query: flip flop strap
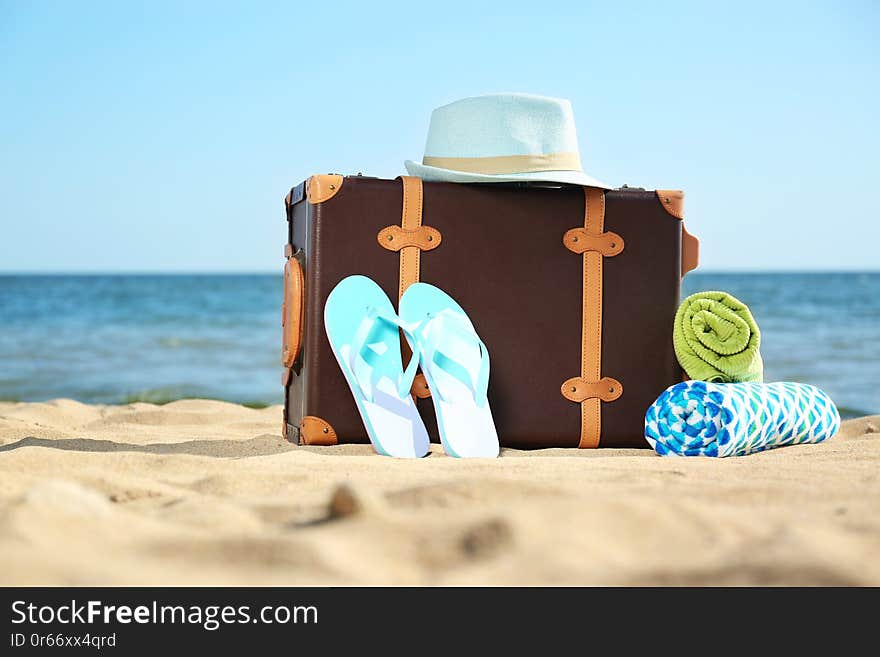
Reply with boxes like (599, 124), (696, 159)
(414, 311), (490, 407)
(349, 307), (421, 400)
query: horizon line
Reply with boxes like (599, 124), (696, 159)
(0, 269), (878, 276)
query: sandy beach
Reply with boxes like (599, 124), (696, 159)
(0, 399), (877, 586)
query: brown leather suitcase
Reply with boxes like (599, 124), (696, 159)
(282, 174), (699, 449)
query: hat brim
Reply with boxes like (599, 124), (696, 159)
(404, 160), (612, 189)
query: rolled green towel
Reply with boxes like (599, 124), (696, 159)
(673, 291), (763, 383)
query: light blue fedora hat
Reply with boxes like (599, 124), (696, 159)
(405, 93), (610, 188)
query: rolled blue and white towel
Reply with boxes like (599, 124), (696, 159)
(645, 380), (840, 457)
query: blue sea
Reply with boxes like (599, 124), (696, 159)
(0, 273), (877, 418)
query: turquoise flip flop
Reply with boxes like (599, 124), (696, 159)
(324, 276), (430, 458)
(399, 283), (500, 458)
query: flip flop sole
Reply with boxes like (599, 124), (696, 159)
(324, 276), (430, 458)
(400, 283), (500, 458)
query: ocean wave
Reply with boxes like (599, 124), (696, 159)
(118, 387), (276, 408)
(155, 336), (233, 349)
(835, 406), (875, 420)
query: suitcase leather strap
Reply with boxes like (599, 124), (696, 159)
(377, 176), (430, 298)
(564, 187), (625, 448)
(377, 225), (442, 253)
(379, 176), (438, 399)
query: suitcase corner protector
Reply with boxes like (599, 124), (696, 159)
(306, 174), (344, 204)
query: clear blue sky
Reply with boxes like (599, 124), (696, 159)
(1, 1), (877, 272)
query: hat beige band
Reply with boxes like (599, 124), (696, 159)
(421, 151), (582, 175)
